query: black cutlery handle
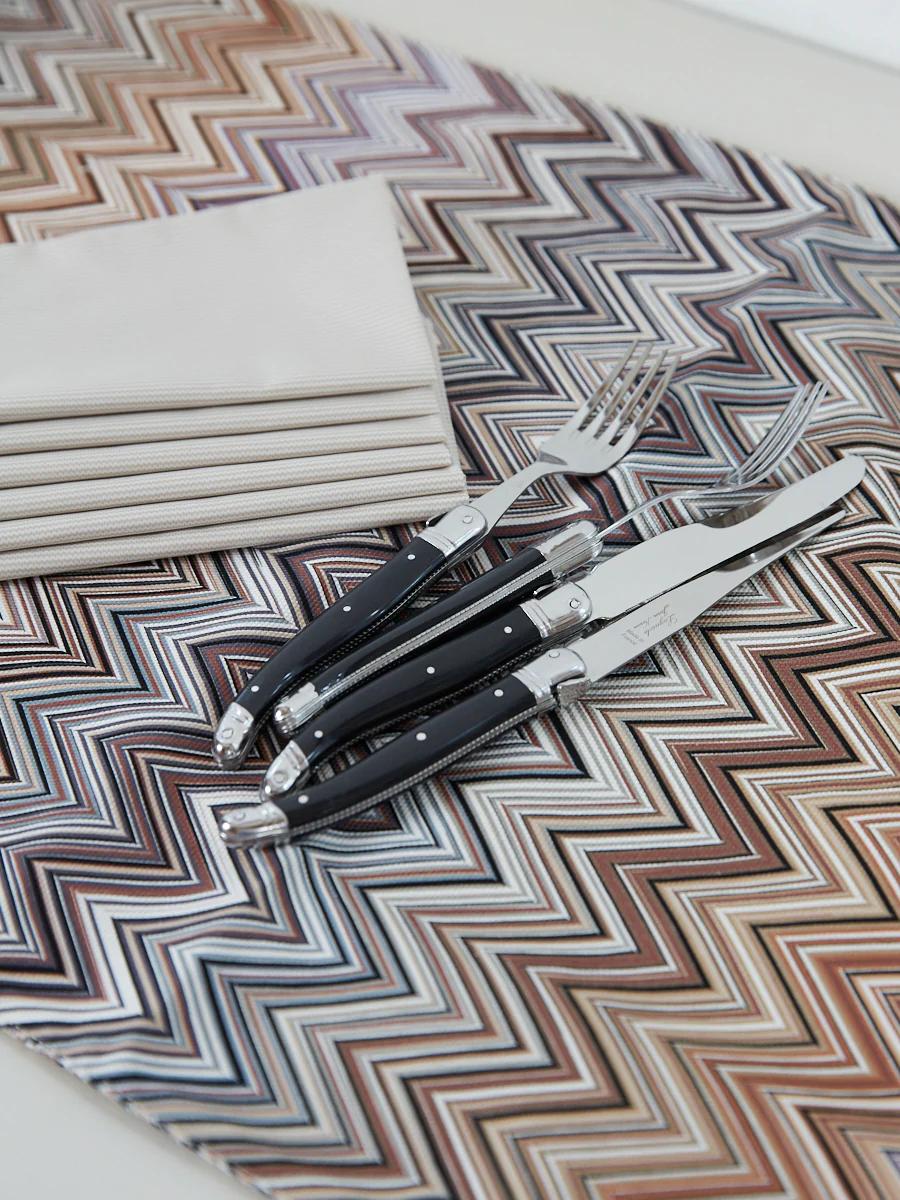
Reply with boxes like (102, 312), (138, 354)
(271, 520), (602, 737)
(263, 605), (548, 801)
(297, 547), (549, 700)
(274, 644), (588, 837)
(282, 677), (542, 834)
(212, 504), (491, 766)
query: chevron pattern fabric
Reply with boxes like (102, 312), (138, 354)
(1, 3), (899, 1197)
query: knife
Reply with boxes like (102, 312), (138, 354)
(219, 504), (848, 848)
(212, 344), (675, 768)
(269, 521), (603, 739)
(212, 521), (602, 767)
(256, 457), (865, 803)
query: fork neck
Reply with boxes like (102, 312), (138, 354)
(469, 460), (556, 531)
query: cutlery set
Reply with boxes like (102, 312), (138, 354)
(213, 347), (865, 849)
(213, 343), (674, 768)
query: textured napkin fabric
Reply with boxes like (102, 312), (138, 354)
(0, 175), (466, 577)
(1, 6), (899, 1200)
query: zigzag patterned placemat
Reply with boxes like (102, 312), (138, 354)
(1, 4), (899, 1197)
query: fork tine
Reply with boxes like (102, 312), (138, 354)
(587, 342), (639, 415)
(557, 343), (639, 435)
(617, 353), (678, 440)
(747, 384), (819, 480)
(583, 342), (654, 436)
(581, 342), (646, 423)
(734, 384), (808, 480)
(607, 348), (673, 436)
(752, 381), (823, 477)
(600, 378), (828, 539)
(732, 381), (824, 487)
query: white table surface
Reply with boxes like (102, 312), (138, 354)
(2, 2), (897, 1197)
(684, 0), (900, 74)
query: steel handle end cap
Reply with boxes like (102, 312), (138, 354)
(219, 800), (290, 849)
(213, 702), (255, 767)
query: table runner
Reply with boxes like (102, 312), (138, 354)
(1, 4), (898, 1198)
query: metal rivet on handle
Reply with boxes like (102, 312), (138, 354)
(314, 731), (323, 739)
(494, 689), (504, 697)
(299, 795), (309, 805)
(250, 685), (259, 693)
(569, 598), (580, 609)
(504, 626), (512, 634)
(426, 666), (435, 675)
(343, 604), (352, 612)
(416, 732), (427, 741)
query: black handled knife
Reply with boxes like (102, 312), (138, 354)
(212, 344), (676, 767)
(218, 457), (865, 846)
(267, 522), (602, 738)
(254, 457), (865, 806)
(219, 508), (846, 846)
(211, 520), (600, 767)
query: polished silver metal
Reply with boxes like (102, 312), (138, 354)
(513, 646), (589, 707)
(261, 741), (311, 799)
(269, 383), (832, 744)
(219, 799), (290, 848)
(536, 519), (605, 578)
(603, 380), (827, 543)
(578, 455), (864, 621)
(212, 703), (254, 766)
(224, 498), (857, 851)
(217, 343), (674, 762)
(468, 344), (677, 531)
(272, 682), (322, 738)
(418, 504), (489, 557)
(520, 581), (593, 639)
(565, 506), (848, 695)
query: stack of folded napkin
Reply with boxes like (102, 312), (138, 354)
(0, 176), (467, 580)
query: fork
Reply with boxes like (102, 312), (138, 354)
(212, 343), (677, 768)
(270, 377), (824, 742)
(251, 380), (825, 808)
(601, 377), (826, 539)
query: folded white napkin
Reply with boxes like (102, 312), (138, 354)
(0, 176), (466, 579)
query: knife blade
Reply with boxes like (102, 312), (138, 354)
(256, 457), (865, 803)
(575, 454), (864, 620)
(219, 504), (847, 847)
(269, 456), (866, 742)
